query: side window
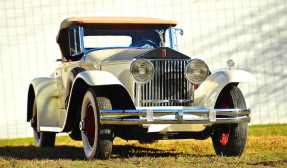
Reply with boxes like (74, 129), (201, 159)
(68, 26), (82, 56)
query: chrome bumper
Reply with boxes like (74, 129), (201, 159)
(100, 108), (250, 125)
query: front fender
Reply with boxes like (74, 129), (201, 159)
(62, 70), (135, 133)
(75, 71), (123, 86)
(194, 70), (256, 109)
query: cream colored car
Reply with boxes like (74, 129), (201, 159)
(27, 17), (255, 160)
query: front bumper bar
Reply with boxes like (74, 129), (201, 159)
(100, 108), (250, 125)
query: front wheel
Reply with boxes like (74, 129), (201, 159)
(80, 88), (113, 160)
(32, 99), (56, 147)
(211, 85), (248, 157)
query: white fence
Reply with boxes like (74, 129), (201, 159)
(0, 0), (286, 139)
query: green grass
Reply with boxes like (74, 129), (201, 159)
(0, 124), (287, 167)
(248, 124), (287, 136)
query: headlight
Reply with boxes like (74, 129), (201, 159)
(130, 59), (154, 84)
(185, 59), (209, 84)
(227, 59), (235, 69)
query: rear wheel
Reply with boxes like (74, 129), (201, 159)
(80, 88), (113, 160)
(32, 99), (56, 147)
(211, 85), (248, 157)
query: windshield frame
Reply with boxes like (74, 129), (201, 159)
(79, 26), (168, 56)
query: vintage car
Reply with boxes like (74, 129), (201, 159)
(27, 17), (255, 160)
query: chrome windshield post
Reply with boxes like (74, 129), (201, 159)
(168, 27), (183, 51)
(79, 27), (89, 59)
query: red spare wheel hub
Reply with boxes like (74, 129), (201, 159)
(219, 102), (230, 146)
(83, 103), (95, 148)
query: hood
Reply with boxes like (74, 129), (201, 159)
(85, 47), (191, 63)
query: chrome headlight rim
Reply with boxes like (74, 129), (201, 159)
(184, 58), (209, 85)
(130, 58), (154, 84)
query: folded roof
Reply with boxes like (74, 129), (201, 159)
(59, 16), (178, 30)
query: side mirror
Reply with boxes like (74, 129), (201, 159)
(178, 29), (183, 36)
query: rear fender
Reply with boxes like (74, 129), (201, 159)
(27, 77), (62, 130)
(194, 70), (256, 109)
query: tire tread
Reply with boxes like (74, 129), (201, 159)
(211, 85), (248, 157)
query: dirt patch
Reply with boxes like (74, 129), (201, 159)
(248, 160), (287, 166)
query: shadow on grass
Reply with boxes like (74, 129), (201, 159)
(0, 145), (85, 160)
(0, 144), (213, 160)
(112, 145), (208, 158)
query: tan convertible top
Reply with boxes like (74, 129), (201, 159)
(57, 16), (177, 42)
(59, 16), (178, 29)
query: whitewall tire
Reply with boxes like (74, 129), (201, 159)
(80, 88), (113, 160)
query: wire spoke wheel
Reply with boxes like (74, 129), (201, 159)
(84, 103), (96, 148)
(211, 85), (248, 157)
(218, 102), (230, 146)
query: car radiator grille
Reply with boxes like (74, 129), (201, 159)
(136, 59), (192, 107)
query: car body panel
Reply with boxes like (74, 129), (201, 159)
(84, 49), (129, 62)
(74, 70), (124, 86)
(30, 77), (62, 130)
(101, 62), (135, 97)
(194, 70), (256, 109)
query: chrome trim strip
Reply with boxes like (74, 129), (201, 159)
(101, 116), (250, 125)
(191, 85), (194, 106)
(150, 59), (191, 61)
(40, 126), (62, 132)
(136, 84), (141, 107)
(140, 99), (193, 103)
(169, 28), (174, 49)
(101, 108), (250, 117)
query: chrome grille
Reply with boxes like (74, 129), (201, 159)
(136, 59), (192, 107)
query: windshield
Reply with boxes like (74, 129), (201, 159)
(84, 35), (132, 48)
(82, 28), (165, 49)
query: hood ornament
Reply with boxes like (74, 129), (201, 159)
(155, 29), (165, 47)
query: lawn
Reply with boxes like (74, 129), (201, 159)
(0, 124), (286, 167)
